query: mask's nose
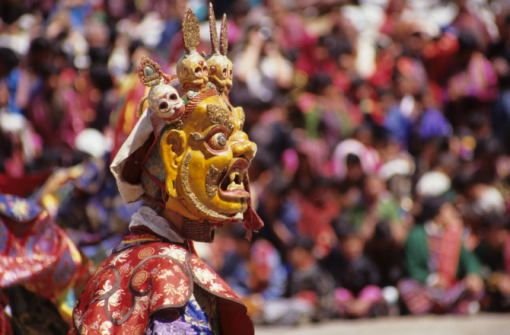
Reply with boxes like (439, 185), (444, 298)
(231, 131), (257, 162)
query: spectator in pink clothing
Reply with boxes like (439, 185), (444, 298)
(321, 216), (387, 318)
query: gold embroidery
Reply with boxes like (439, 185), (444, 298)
(137, 247), (155, 259)
(131, 270), (149, 288)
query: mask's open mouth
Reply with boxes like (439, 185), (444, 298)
(219, 158), (250, 201)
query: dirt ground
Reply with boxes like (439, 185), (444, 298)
(256, 314), (510, 335)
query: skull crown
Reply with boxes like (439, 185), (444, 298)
(137, 4), (236, 124)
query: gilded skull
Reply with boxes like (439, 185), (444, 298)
(176, 52), (209, 92)
(207, 54), (233, 94)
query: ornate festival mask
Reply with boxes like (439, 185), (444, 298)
(207, 3), (233, 95)
(113, 6), (263, 239)
(159, 7), (257, 224)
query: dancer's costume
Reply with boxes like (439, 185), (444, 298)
(0, 193), (86, 335)
(70, 5), (263, 335)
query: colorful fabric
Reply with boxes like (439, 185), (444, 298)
(146, 317), (200, 335)
(334, 286), (384, 318)
(417, 108), (452, 140)
(0, 195), (84, 299)
(404, 225), (481, 285)
(427, 224), (463, 286)
(146, 291), (215, 335)
(0, 193), (42, 222)
(335, 285), (382, 304)
(447, 52), (498, 102)
(384, 104), (412, 147)
(398, 279), (481, 315)
(71, 234), (252, 335)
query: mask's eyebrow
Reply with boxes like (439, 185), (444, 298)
(206, 104), (234, 132)
(190, 124), (228, 141)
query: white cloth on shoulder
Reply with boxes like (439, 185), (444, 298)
(110, 110), (153, 203)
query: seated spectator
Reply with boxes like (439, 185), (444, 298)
(399, 196), (484, 315)
(322, 216), (387, 318)
(287, 237), (336, 321)
(475, 213), (510, 311)
(221, 229), (287, 302)
(338, 173), (402, 230)
(243, 237), (335, 326)
(363, 174), (409, 286)
(230, 238), (333, 325)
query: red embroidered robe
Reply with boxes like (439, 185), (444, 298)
(70, 233), (254, 335)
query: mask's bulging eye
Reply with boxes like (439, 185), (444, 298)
(170, 93), (178, 100)
(208, 132), (227, 150)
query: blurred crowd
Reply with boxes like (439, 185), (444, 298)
(2, 0), (510, 328)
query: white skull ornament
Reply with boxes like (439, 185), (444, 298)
(148, 83), (184, 122)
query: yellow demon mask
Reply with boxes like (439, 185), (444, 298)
(129, 8), (262, 234)
(160, 92), (256, 222)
